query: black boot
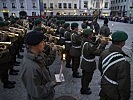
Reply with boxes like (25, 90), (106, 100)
(72, 72), (81, 78)
(3, 82), (15, 89)
(80, 88), (92, 95)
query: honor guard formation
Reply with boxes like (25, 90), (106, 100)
(0, 16), (131, 100)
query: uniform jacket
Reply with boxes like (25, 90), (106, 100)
(80, 38), (106, 72)
(100, 24), (111, 37)
(90, 22), (100, 34)
(64, 30), (72, 51)
(98, 44), (131, 100)
(70, 31), (82, 57)
(21, 50), (56, 100)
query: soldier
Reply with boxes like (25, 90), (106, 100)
(100, 18), (111, 37)
(98, 31), (131, 100)
(21, 31), (59, 100)
(70, 23), (82, 78)
(90, 18), (100, 35)
(81, 19), (88, 29)
(64, 23), (72, 68)
(80, 29), (107, 95)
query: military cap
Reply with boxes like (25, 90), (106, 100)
(10, 19), (16, 24)
(83, 28), (93, 37)
(60, 20), (65, 24)
(0, 21), (5, 27)
(71, 23), (79, 28)
(63, 23), (70, 28)
(56, 20), (61, 25)
(25, 31), (46, 46)
(112, 31), (128, 42)
(34, 19), (41, 25)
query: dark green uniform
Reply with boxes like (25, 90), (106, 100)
(80, 29), (106, 94)
(98, 31), (130, 100)
(100, 24), (111, 37)
(70, 30), (82, 77)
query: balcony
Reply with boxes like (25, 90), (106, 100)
(3, 6), (7, 8)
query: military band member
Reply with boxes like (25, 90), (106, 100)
(90, 18), (100, 35)
(80, 29), (107, 95)
(64, 23), (72, 68)
(70, 23), (82, 78)
(21, 31), (59, 100)
(100, 18), (111, 37)
(98, 31), (131, 100)
(81, 19), (88, 29)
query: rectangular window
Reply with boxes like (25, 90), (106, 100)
(32, 12), (36, 16)
(50, 3), (53, 8)
(74, 4), (77, 9)
(33, 3), (36, 8)
(44, 3), (46, 8)
(104, 2), (108, 8)
(20, 3), (24, 8)
(84, 1), (88, 8)
(68, 3), (71, 9)
(3, 3), (7, 8)
(63, 3), (67, 8)
(12, 3), (15, 8)
(58, 3), (62, 8)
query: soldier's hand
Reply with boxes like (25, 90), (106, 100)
(51, 45), (57, 51)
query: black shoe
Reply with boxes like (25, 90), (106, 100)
(15, 61), (20, 64)
(3, 83), (15, 89)
(20, 49), (24, 52)
(11, 69), (19, 72)
(9, 71), (18, 75)
(17, 55), (23, 59)
(65, 64), (72, 68)
(8, 81), (16, 84)
(72, 72), (81, 78)
(80, 89), (92, 95)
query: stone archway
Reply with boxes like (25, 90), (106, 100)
(19, 11), (27, 19)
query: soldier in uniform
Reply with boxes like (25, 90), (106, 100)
(81, 19), (88, 29)
(0, 21), (16, 89)
(80, 29), (107, 95)
(98, 31), (131, 100)
(90, 18), (100, 35)
(21, 31), (59, 100)
(100, 18), (111, 37)
(63, 23), (72, 68)
(70, 23), (82, 78)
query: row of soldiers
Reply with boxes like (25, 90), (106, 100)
(31, 17), (130, 100)
(0, 18), (27, 89)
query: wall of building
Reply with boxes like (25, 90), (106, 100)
(0, 0), (40, 19)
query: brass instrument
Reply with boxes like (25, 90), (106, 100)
(0, 42), (11, 51)
(95, 35), (112, 43)
(0, 31), (19, 37)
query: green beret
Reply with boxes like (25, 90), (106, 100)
(4, 21), (10, 26)
(71, 23), (79, 28)
(25, 31), (46, 46)
(0, 21), (5, 27)
(34, 19), (41, 25)
(10, 19), (16, 24)
(63, 23), (70, 28)
(83, 29), (93, 37)
(56, 20), (61, 25)
(60, 20), (65, 24)
(112, 31), (128, 42)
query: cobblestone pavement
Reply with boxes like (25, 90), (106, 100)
(0, 20), (133, 100)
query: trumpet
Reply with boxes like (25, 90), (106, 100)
(0, 31), (19, 37)
(0, 42), (11, 51)
(95, 35), (112, 42)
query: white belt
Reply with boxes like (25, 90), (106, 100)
(104, 75), (118, 85)
(61, 37), (65, 39)
(65, 41), (72, 43)
(81, 55), (95, 62)
(72, 45), (81, 48)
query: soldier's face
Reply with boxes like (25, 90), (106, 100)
(38, 41), (46, 52)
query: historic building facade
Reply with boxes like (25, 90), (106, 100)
(110, 0), (133, 17)
(43, 0), (79, 16)
(0, 0), (41, 19)
(43, 0), (111, 17)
